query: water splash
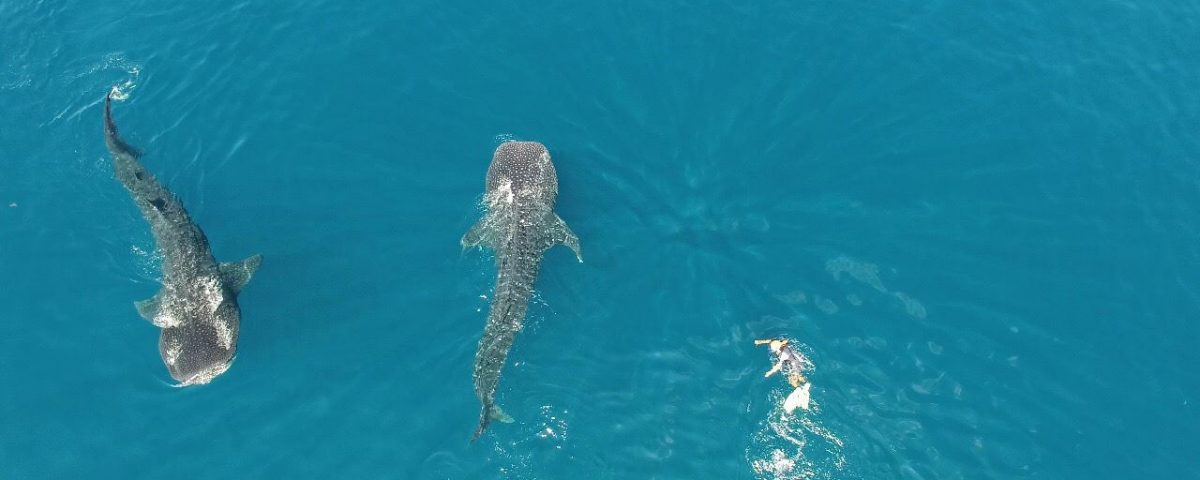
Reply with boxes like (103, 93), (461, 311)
(67, 52), (141, 98)
(107, 60), (140, 100)
(46, 53), (142, 126)
(485, 404), (572, 477)
(130, 244), (163, 282)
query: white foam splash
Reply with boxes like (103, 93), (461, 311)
(751, 449), (798, 477)
(104, 54), (140, 100)
(109, 84), (129, 101)
(534, 405), (570, 447)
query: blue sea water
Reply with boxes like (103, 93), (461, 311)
(2, 0), (1199, 478)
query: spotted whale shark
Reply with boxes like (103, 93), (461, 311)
(103, 91), (261, 386)
(462, 141), (581, 441)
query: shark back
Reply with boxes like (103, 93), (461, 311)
(104, 92), (215, 280)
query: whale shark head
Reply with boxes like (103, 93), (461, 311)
(485, 141), (558, 206)
(158, 302), (239, 386)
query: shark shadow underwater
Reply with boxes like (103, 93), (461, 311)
(103, 91), (261, 386)
(462, 141), (582, 441)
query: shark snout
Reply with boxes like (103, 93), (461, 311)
(495, 140), (547, 158)
(159, 324), (237, 386)
(170, 359), (233, 387)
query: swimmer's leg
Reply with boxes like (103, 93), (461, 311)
(787, 373), (808, 389)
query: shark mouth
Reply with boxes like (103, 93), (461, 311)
(171, 357), (234, 388)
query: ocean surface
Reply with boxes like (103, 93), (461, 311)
(2, 0), (1198, 478)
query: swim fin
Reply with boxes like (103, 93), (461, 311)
(783, 383), (811, 413)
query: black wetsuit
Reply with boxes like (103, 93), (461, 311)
(777, 345), (807, 385)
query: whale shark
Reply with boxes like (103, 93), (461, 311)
(103, 91), (261, 387)
(462, 141), (581, 441)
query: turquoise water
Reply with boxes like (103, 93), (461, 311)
(2, 0), (1198, 478)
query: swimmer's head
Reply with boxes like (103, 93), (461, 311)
(769, 339), (788, 352)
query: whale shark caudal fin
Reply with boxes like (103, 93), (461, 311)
(545, 213), (582, 262)
(471, 404), (515, 442)
(103, 89), (142, 158)
(219, 254), (263, 294)
(492, 405), (514, 424)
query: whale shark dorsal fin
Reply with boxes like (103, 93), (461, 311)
(545, 213), (582, 262)
(134, 292), (172, 328)
(219, 254), (263, 294)
(462, 217), (497, 251)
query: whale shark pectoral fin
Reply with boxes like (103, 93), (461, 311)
(462, 217), (496, 251)
(219, 254), (263, 294)
(545, 213), (582, 262)
(134, 295), (160, 322)
(135, 292), (168, 327)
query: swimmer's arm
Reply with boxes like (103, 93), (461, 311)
(754, 339), (774, 346)
(764, 361), (783, 378)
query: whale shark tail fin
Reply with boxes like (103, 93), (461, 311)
(103, 89), (142, 159)
(492, 404), (514, 424)
(471, 403), (514, 442)
(219, 254), (263, 294)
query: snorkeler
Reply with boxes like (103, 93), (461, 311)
(755, 338), (812, 412)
